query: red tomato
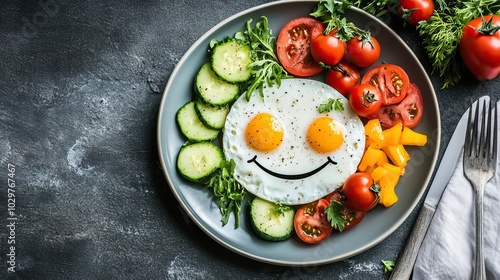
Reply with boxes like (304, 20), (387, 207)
(325, 190), (366, 231)
(459, 15), (500, 80)
(310, 30), (346, 66)
(325, 61), (360, 96)
(349, 84), (383, 117)
(397, 0), (434, 26)
(276, 17), (325, 77)
(346, 35), (381, 68)
(294, 198), (333, 244)
(361, 64), (410, 106)
(341, 172), (380, 212)
(368, 83), (424, 128)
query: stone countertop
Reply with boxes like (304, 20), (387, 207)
(1, 0), (499, 279)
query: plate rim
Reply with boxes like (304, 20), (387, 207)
(156, 0), (441, 266)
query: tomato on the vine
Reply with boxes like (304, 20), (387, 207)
(341, 172), (380, 212)
(361, 64), (410, 106)
(459, 15), (500, 81)
(346, 35), (381, 68)
(276, 17), (325, 77)
(325, 60), (360, 96)
(325, 190), (366, 231)
(294, 198), (333, 244)
(349, 84), (383, 117)
(368, 83), (424, 128)
(310, 29), (346, 66)
(397, 0), (434, 26)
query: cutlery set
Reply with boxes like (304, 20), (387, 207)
(390, 97), (498, 280)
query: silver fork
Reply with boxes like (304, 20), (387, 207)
(463, 99), (498, 280)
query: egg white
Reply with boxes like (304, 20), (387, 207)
(222, 79), (365, 205)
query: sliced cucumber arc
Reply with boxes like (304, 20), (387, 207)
(195, 62), (240, 106)
(176, 101), (219, 142)
(250, 197), (295, 242)
(211, 39), (253, 84)
(177, 142), (223, 183)
(194, 100), (229, 130)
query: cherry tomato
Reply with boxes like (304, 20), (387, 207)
(459, 15), (500, 80)
(325, 190), (366, 231)
(361, 64), (410, 106)
(325, 61), (360, 96)
(346, 35), (381, 68)
(368, 83), (424, 128)
(349, 84), (383, 117)
(397, 0), (434, 26)
(341, 172), (380, 212)
(294, 198), (333, 244)
(310, 30), (346, 66)
(276, 17), (325, 77)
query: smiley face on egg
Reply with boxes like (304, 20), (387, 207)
(222, 79), (365, 205)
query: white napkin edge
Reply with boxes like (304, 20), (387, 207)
(412, 101), (500, 280)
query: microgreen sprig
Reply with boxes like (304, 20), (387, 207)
(238, 16), (291, 101)
(207, 159), (246, 228)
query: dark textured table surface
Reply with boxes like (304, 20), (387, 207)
(1, 0), (499, 279)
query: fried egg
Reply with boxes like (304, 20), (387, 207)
(222, 79), (365, 205)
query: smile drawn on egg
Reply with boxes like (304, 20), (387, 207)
(247, 155), (337, 180)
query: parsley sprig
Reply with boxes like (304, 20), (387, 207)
(324, 200), (346, 232)
(207, 159), (246, 228)
(382, 259), (396, 273)
(318, 98), (345, 113)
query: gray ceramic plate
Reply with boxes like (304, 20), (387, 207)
(157, 0), (440, 266)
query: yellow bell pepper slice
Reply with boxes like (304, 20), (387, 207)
(365, 119), (385, 144)
(382, 122), (403, 146)
(370, 166), (389, 181)
(378, 171), (400, 207)
(358, 147), (384, 172)
(383, 144), (410, 167)
(400, 127), (428, 146)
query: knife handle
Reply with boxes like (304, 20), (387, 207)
(389, 203), (435, 280)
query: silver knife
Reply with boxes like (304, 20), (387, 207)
(389, 102), (473, 280)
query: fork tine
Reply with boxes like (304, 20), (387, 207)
(480, 100), (490, 158)
(492, 102), (498, 161)
(465, 101), (475, 157)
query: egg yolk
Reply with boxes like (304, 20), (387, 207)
(245, 113), (284, 152)
(307, 116), (344, 153)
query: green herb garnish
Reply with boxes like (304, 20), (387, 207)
(274, 202), (292, 216)
(238, 16), (291, 101)
(324, 200), (346, 232)
(382, 259), (396, 273)
(207, 159), (246, 228)
(319, 98), (345, 113)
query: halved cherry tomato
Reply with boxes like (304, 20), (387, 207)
(341, 172), (380, 212)
(276, 17), (325, 77)
(325, 60), (360, 96)
(349, 84), (383, 117)
(361, 64), (410, 106)
(310, 29), (346, 66)
(325, 190), (366, 231)
(368, 83), (424, 128)
(294, 198), (333, 244)
(346, 35), (381, 68)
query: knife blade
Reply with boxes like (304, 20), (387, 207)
(388, 97), (483, 280)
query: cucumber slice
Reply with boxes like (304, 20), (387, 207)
(195, 62), (240, 106)
(250, 197), (295, 241)
(176, 101), (219, 142)
(194, 100), (229, 130)
(177, 142), (223, 183)
(211, 39), (253, 84)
